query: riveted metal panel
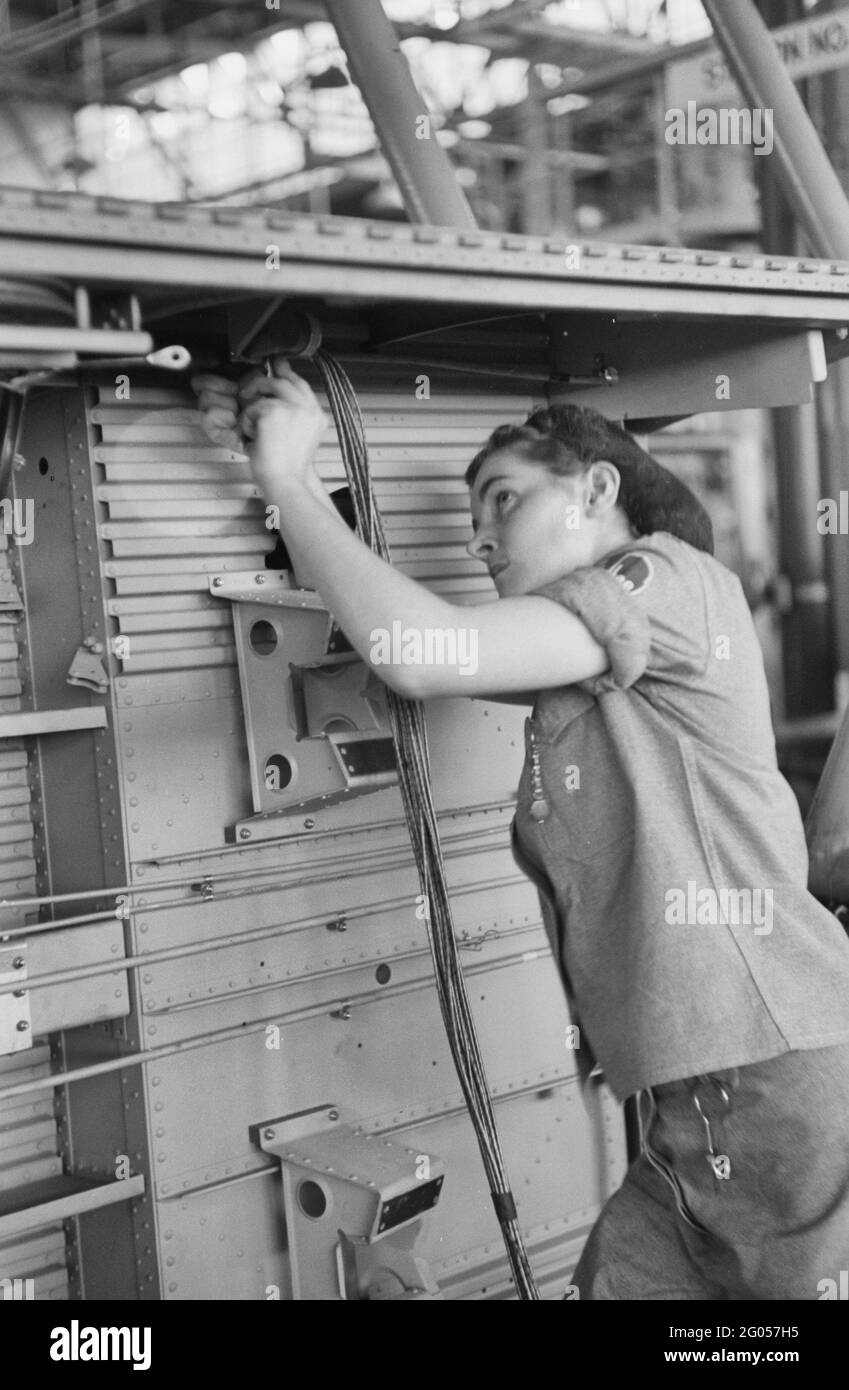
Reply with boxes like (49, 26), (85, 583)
(138, 929), (553, 1056)
(26, 923), (129, 1034)
(142, 957), (578, 1195)
(3, 188), (849, 318)
(63, 367), (627, 1298)
(154, 1079), (625, 1301)
(154, 1174), (289, 1301)
(137, 877), (538, 1017)
(394, 1083), (624, 1271)
(9, 387), (161, 1300)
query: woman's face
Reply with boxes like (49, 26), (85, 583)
(466, 449), (629, 597)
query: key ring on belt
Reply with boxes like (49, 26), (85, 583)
(693, 1074), (732, 1181)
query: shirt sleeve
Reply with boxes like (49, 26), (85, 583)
(528, 533), (712, 694)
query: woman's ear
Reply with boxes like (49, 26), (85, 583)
(586, 460), (621, 512)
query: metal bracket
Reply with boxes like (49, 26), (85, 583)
(0, 1172), (146, 1241)
(549, 316), (828, 419)
(0, 707), (107, 738)
(66, 637), (109, 694)
(0, 939), (30, 1055)
(326, 729), (397, 790)
(252, 1106), (444, 1300)
(209, 570), (320, 607)
(220, 580), (399, 825)
(230, 785), (401, 844)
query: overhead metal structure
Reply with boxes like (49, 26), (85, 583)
(702, 0), (849, 262)
(323, 0), (477, 230)
(699, 0), (849, 718)
(3, 185), (849, 325)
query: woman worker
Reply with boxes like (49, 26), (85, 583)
(193, 359), (849, 1301)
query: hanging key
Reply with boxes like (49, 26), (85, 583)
(693, 1087), (731, 1181)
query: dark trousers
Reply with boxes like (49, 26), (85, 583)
(572, 1043), (849, 1299)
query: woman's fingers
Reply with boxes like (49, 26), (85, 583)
(238, 394), (328, 445)
(236, 367), (267, 396)
(191, 374), (242, 449)
(192, 366), (326, 468)
(195, 389), (240, 415)
(199, 406), (244, 449)
(237, 397), (283, 441)
(239, 375), (316, 409)
(208, 430), (245, 453)
(190, 373), (239, 398)
(270, 358), (318, 404)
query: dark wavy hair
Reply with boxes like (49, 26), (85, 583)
(464, 403), (714, 555)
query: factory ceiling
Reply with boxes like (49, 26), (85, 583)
(0, 1), (672, 105)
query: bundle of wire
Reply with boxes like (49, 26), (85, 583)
(313, 349), (540, 1301)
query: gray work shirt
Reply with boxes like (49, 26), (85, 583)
(510, 530), (849, 1101)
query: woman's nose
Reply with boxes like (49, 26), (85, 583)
(466, 531), (493, 561)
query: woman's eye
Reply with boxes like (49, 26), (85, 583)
(495, 489), (514, 511)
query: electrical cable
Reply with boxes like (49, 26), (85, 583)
(312, 347), (541, 1301)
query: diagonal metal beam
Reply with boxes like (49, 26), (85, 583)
(701, 0), (849, 260)
(323, 0), (477, 230)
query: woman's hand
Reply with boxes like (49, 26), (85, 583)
(190, 371), (247, 457)
(191, 358), (330, 500)
(238, 359), (330, 499)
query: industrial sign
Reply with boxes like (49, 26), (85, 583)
(667, 6), (849, 108)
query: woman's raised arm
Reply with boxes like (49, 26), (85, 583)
(193, 363), (610, 702)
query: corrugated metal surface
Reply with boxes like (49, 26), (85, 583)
(0, 524), (68, 1299)
(0, 534), (36, 898)
(81, 375), (626, 1299)
(0, 523), (69, 1299)
(0, 1047), (61, 1189)
(96, 385), (534, 678)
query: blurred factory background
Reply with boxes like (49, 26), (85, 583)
(0, 0), (758, 235)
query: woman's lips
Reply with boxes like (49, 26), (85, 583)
(489, 561), (509, 579)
